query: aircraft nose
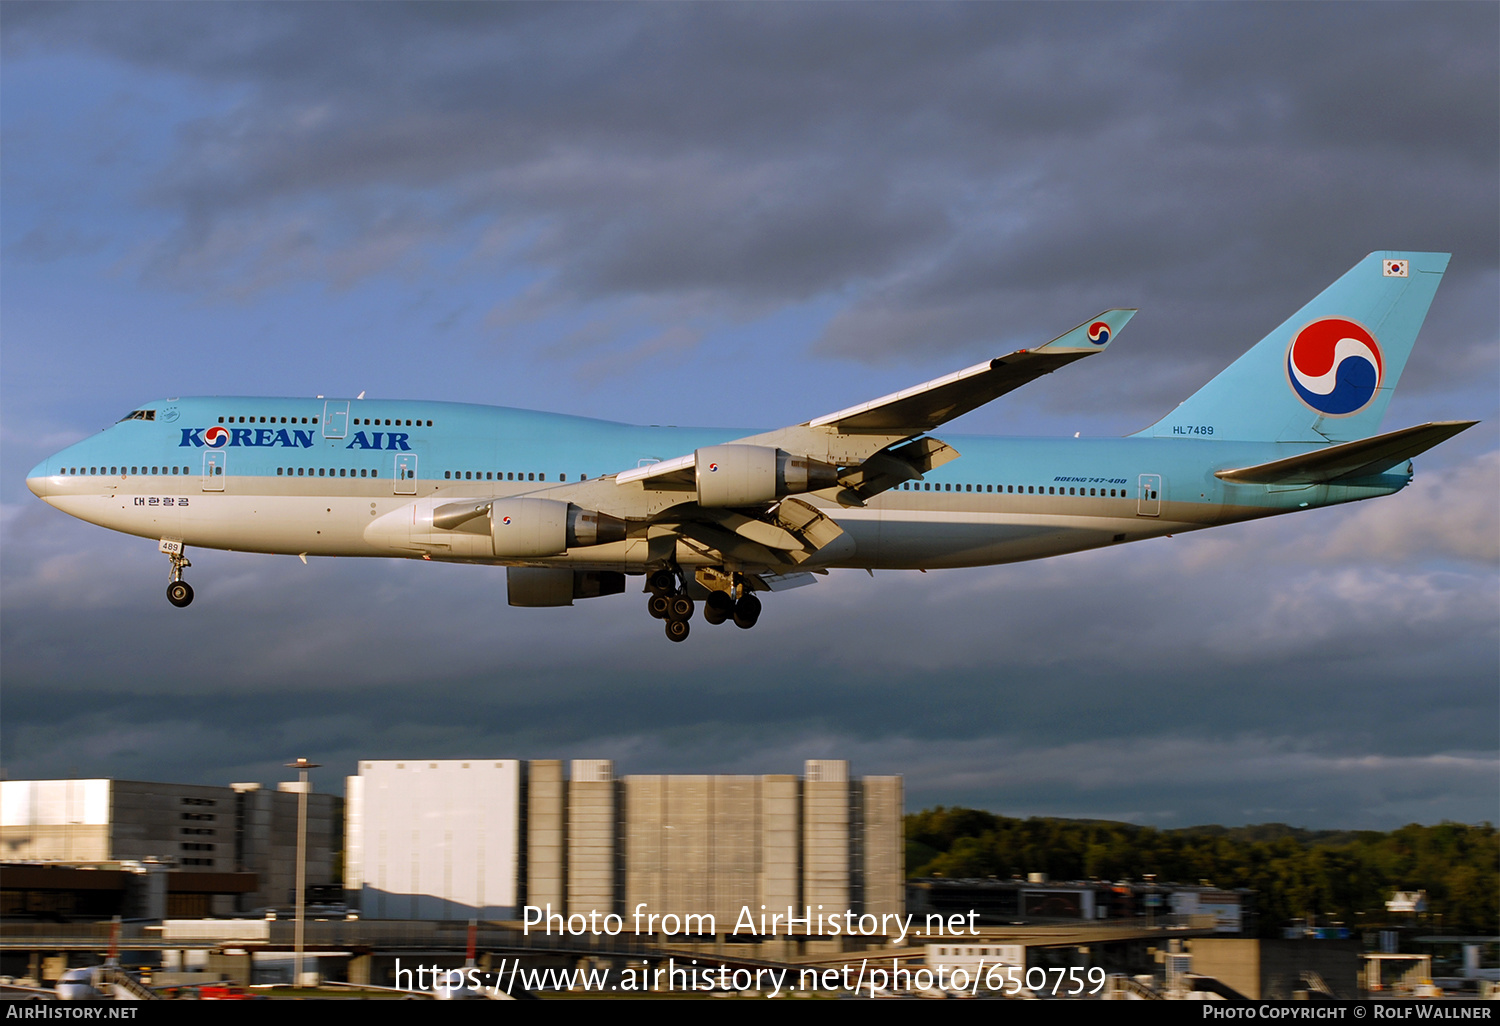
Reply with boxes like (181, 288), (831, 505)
(27, 459), (50, 499)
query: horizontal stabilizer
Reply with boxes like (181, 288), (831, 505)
(1215, 421), (1477, 485)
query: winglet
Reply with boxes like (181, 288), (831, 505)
(1034, 309), (1137, 354)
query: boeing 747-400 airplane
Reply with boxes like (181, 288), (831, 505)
(28, 252), (1476, 641)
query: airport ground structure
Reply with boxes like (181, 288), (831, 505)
(5, 767), (1492, 998)
(0, 777), (341, 918)
(344, 758), (904, 932)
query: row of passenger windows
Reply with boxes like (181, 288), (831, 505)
(444, 471), (584, 482)
(58, 466), (1140, 498)
(276, 467), (380, 477)
(901, 482), (1131, 497)
(219, 416), (317, 424)
(62, 466), (191, 476)
(213, 416), (436, 426)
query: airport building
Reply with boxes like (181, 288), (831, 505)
(0, 778), (341, 917)
(345, 758), (904, 927)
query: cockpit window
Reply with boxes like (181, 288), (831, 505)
(118, 410), (156, 422)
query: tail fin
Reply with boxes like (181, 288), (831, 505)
(1136, 252), (1449, 443)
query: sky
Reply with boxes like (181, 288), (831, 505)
(2, 2), (1496, 831)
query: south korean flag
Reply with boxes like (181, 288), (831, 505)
(1383, 259), (1409, 277)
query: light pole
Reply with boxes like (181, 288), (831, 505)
(286, 758), (321, 989)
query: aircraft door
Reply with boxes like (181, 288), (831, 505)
(202, 451), (226, 491)
(394, 454), (418, 495)
(1136, 474), (1161, 516)
(322, 400), (349, 439)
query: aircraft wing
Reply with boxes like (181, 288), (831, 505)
(499, 309), (1133, 571)
(618, 308), (1136, 489)
(802, 308), (1136, 434)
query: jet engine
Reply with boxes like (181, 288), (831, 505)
(487, 498), (627, 557)
(694, 445), (838, 507)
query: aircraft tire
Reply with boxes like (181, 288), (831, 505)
(665, 618), (690, 643)
(733, 593), (761, 629)
(703, 592), (733, 625)
(668, 595), (694, 621)
(647, 593), (671, 619)
(649, 569), (677, 593)
(167, 581), (194, 608)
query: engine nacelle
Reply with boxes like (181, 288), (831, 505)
(507, 568), (626, 607)
(695, 445), (839, 507)
(489, 499), (627, 557)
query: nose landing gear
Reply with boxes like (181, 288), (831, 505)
(162, 541), (194, 608)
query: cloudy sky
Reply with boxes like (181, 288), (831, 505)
(2, 2), (1495, 830)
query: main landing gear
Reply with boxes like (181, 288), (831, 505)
(164, 545), (194, 608)
(646, 567), (761, 642)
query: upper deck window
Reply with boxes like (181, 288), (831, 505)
(118, 410), (155, 422)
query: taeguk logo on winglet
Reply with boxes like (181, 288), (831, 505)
(203, 426), (230, 448)
(1286, 317), (1384, 417)
(1087, 322), (1111, 345)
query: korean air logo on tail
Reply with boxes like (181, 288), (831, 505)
(203, 426), (230, 449)
(1087, 321), (1111, 345)
(1286, 317), (1384, 417)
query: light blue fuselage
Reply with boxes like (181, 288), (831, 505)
(27, 396), (1408, 571)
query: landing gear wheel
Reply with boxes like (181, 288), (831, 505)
(703, 591), (733, 625)
(167, 581), (194, 608)
(668, 595), (695, 622)
(665, 618), (690, 643)
(649, 569), (677, 593)
(647, 593), (672, 619)
(733, 593), (761, 629)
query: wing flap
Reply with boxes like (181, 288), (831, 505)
(1215, 421), (1477, 485)
(831, 436), (961, 505)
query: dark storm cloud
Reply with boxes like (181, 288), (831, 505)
(8, 3), (1495, 366)
(2, 3), (1495, 830)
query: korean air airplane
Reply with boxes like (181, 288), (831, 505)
(27, 252), (1476, 642)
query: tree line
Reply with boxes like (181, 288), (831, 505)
(906, 808), (1497, 936)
